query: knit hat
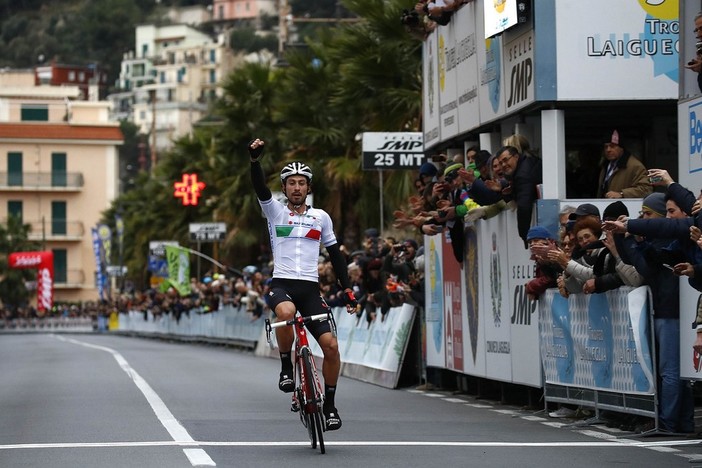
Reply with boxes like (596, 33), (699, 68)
(602, 201), (629, 221)
(642, 192), (666, 217)
(526, 226), (555, 241)
(443, 163), (463, 176)
(605, 129), (621, 146)
(419, 162), (438, 177)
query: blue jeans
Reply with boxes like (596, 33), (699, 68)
(655, 318), (694, 433)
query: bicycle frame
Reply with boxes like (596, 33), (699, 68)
(265, 310), (337, 453)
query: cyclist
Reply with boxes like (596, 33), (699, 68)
(248, 138), (358, 431)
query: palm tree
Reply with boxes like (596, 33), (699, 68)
(0, 215), (41, 309)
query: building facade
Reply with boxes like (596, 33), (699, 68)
(111, 24), (239, 158)
(0, 70), (123, 304)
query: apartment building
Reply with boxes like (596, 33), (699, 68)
(0, 69), (123, 304)
(112, 24), (238, 157)
(212, 0), (277, 21)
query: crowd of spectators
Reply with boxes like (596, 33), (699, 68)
(523, 163), (698, 434)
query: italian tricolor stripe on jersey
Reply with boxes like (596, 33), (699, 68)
(275, 225), (321, 240)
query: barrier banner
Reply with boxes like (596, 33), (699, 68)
(539, 287), (654, 395)
(119, 303), (415, 389)
(321, 303), (414, 373)
(9, 251), (54, 312)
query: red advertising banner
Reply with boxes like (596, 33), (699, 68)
(442, 232), (463, 372)
(9, 251), (54, 312)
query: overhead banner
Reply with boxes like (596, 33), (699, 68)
(423, 31), (441, 149)
(455, 2), (480, 135)
(438, 21), (459, 141)
(9, 251), (54, 312)
(553, 0), (678, 100)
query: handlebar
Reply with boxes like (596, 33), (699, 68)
(264, 311), (337, 344)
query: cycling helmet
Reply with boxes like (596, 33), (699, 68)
(280, 161), (313, 183)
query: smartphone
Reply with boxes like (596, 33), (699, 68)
(662, 263), (674, 271)
(649, 176), (663, 184)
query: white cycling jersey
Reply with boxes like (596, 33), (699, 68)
(259, 197), (337, 282)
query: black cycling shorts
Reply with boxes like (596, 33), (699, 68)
(267, 278), (332, 341)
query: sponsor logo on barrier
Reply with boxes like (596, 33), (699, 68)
(511, 284), (536, 326)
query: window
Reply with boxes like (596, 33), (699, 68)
(53, 249), (67, 283)
(8, 200), (22, 222)
(68, 71), (76, 81)
(20, 104), (48, 121)
(210, 49), (216, 63)
(8, 152), (22, 185)
(210, 70), (216, 84)
(52, 152), (67, 187)
(51, 201), (67, 235)
(218, 5), (223, 19)
(141, 44), (148, 57)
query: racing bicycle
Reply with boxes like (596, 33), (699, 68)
(265, 310), (337, 454)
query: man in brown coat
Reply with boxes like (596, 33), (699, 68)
(597, 130), (652, 199)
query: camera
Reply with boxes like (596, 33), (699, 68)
(393, 244), (406, 252)
(400, 9), (420, 27)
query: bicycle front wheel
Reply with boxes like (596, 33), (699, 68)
(300, 347), (319, 414)
(306, 412), (317, 449)
(313, 410), (325, 454)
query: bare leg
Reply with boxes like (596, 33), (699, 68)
(274, 301), (296, 353)
(317, 332), (340, 386)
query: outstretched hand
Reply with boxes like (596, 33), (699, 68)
(343, 288), (359, 314)
(248, 138), (265, 161)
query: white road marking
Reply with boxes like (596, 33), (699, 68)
(493, 409), (519, 416)
(54, 336), (216, 467)
(442, 398), (467, 403)
(0, 439), (699, 450)
(541, 422), (567, 428)
(184, 448), (217, 466)
(465, 404), (493, 408)
(521, 416), (547, 422)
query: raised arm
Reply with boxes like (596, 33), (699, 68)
(248, 138), (272, 202)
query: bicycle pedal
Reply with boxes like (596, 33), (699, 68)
(291, 402), (300, 412)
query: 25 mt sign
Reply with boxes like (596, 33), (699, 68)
(362, 132), (424, 170)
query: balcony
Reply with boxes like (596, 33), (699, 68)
(25, 220), (85, 241)
(54, 269), (86, 289)
(0, 172), (84, 191)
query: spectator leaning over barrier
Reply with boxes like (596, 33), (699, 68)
(600, 201), (644, 289)
(550, 217), (603, 296)
(602, 192), (695, 434)
(494, 145), (543, 248)
(524, 226), (562, 301)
